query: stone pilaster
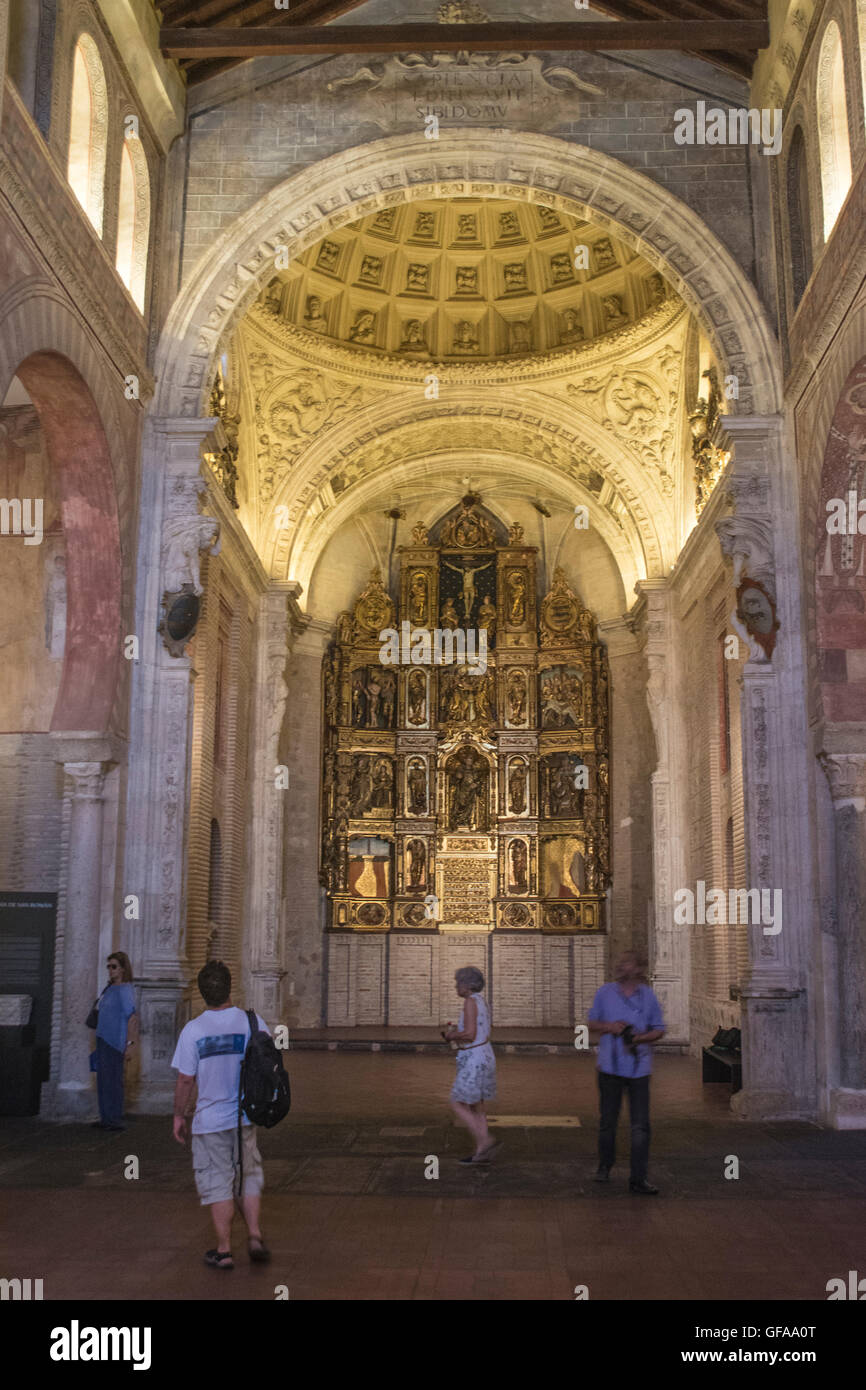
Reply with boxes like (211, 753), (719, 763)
(715, 416), (814, 1119)
(125, 416), (218, 1109)
(635, 579), (689, 1043)
(818, 749), (866, 1126)
(245, 581), (310, 1022)
(283, 618), (332, 1027)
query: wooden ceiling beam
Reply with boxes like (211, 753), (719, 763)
(161, 19), (770, 59)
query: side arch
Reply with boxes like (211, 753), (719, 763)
(0, 292), (128, 733)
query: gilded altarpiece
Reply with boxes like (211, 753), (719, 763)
(321, 501), (610, 937)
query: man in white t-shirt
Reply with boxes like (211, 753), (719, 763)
(171, 960), (271, 1270)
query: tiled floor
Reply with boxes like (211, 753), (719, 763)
(1, 1053), (864, 1300)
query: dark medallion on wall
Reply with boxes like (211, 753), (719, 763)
(159, 588), (201, 658)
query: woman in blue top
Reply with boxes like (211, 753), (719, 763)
(89, 952), (138, 1131)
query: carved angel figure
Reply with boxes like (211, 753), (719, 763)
(162, 517), (221, 595)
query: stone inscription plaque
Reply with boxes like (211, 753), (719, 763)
(441, 856), (492, 925)
(327, 55), (603, 133)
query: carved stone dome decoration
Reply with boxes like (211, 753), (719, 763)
(257, 197), (672, 361)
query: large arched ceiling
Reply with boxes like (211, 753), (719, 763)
(220, 191), (712, 611)
(262, 197), (667, 360)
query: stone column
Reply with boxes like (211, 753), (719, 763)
(636, 579), (689, 1043)
(715, 416), (815, 1119)
(125, 416), (219, 1109)
(818, 750), (866, 1126)
(245, 581), (309, 1021)
(42, 744), (117, 1118)
(283, 619), (332, 1027)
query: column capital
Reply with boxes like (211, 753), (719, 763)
(819, 751), (866, 808)
(63, 762), (109, 800)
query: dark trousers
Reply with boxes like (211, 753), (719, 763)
(96, 1037), (125, 1125)
(598, 1070), (650, 1181)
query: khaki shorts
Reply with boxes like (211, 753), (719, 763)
(191, 1126), (264, 1205)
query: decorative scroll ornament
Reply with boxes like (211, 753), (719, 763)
(203, 370), (240, 509)
(412, 522), (429, 544)
(508, 521), (525, 544)
(690, 368), (729, 517)
(352, 568), (395, 638)
(540, 567), (581, 647)
(567, 349), (678, 497)
(326, 45), (604, 137)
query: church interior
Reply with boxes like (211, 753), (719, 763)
(1, 0), (866, 1306)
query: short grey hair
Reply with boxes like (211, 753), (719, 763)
(455, 966), (484, 992)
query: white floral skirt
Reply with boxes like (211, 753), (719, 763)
(450, 1043), (497, 1104)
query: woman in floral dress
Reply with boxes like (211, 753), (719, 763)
(444, 967), (501, 1165)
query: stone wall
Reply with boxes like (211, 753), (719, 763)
(181, 30), (762, 296)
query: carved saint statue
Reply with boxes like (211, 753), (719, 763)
(559, 308), (584, 345)
(602, 294), (628, 328)
(409, 571), (428, 625)
(508, 756), (528, 816)
(349, 755), (373, 816)
(407, 669), (427, 725)
(400, 319), (427, 352)
(407, 757), (427, 815)
(506, 669), (527, 725)
(371, 756), (394, 811)
(506, 569), (527, 625)
(349, 309), (376, 343)
(448, 749), (488, 831)
(407, 839), (426, 890)
(510, 839), (528, 892)
(452, 320), (479, 354)
(303, 294), (328, 333)
(478, 594), (496, 640)
(440, 597), (459, 629)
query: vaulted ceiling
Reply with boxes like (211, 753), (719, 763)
(158, 0), (768, 85)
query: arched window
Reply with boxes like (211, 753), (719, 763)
(816, 22), (853, 237)
(116, 134), (151, 310)
(786, 126), (813, 305)
(66, 34), (108, 236)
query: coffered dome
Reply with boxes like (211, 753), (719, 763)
(255, 197), (671, 361)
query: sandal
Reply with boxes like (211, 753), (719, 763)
(204, 1249), (234, 1270)
(472, 1140), (503, 1163)
(248, 1238), (271, 1264)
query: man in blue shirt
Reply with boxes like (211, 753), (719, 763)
(172, 961), (271, 1270)
(588, 950), (665, 1194)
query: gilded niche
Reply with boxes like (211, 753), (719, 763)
(320, 501), (611, 932)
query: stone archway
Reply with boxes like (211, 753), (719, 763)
(0, 297), (128, 1116)
(141, 128), (792, 1061)
(153, 130), (782, 425)
(13, 350), (123, 733)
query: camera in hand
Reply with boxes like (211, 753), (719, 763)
(620, 1024), (639, 1054)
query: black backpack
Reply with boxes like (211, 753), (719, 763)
(235, 1010), (291, 1196)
